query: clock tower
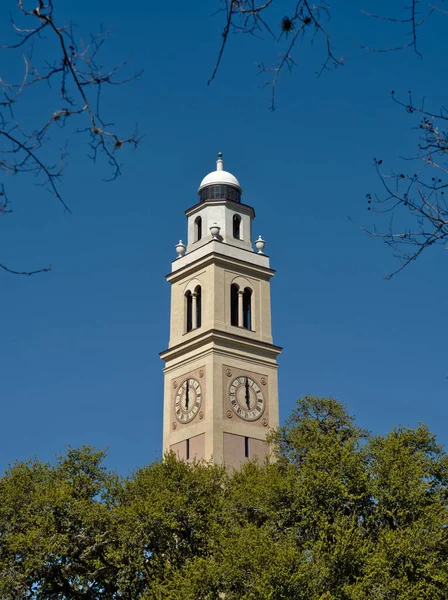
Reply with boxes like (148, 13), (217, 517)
(160, 154), (281, 469)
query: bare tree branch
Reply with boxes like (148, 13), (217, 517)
(209, 1), (444, 109)
(0, 1), (141, 275)
(208, 1), (237, 86)
(360, 1), (437, 55)
(0, 262), (52, 275)
(363, 93), (448, 278)
(210, 0), (343, 110)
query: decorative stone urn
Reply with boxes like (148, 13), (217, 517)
(210, 223), (221, 239)
(255, 235), (265, 254)
(175, 240), (186, 258)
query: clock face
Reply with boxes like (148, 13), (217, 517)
(174, 377), (202, 424)
(229, 375), (265, 421)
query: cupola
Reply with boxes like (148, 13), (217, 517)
(198, 152), (242, 203)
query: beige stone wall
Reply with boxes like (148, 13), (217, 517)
(169, 433), (205, 462)
(223, 433), (269, 470)
(223, 432), (245, 471)
(168, 266), (211, 347)
(185, 201), (254, 254)
(163, 353), (214, 460)
(249, 438), (269, 463)
(211, 352), (278, 464)
(188, 433), (205, 461)
(167, 254), (274, 349)
(162, 250), (280, 467)
(162, 339), (279, 458)
(170, 439), (186, 460)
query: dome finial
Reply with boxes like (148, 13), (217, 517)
(217, 152), (223, 172)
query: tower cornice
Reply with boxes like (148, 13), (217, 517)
(168, 243), (275, 282)
(160, 327), (282, 365)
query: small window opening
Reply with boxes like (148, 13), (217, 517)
(231, 284), (239, 326)
(199, 185), (241, 203)
(233, 215), (241, 239)
(186, 438), (190, 460)
(195, 285), (202, 329)
(194, 216), (202, 242)
(185, 291), (192, 332)
(243, 287), (252, 330)
(244, 436), (249, 458)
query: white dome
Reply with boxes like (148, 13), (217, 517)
(198, 153), (242, 192)
(199, 169), (241, 191)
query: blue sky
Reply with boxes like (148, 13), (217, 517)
(1, 1), (446, 474)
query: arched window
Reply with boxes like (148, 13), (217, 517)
(243, 287), (252, 330)
(233, 215), (241, 239)
(185, 291), (193, 332)
(194, 216), (202, 242)
(231, 284), (239, 326)
(186, 286), (201, 332)
(195, 285), (202, 329)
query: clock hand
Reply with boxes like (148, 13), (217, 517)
(245, 376), (250, 410)
(185, 380), (189, 410)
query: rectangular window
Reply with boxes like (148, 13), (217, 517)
(244, 436), (249, 458)
(186, 438), (190, 460)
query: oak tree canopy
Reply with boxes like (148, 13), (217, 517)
(1, 396), (447, 599)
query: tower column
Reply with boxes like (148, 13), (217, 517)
(192, 292), (198, 330)
(238, 290), (244, 328)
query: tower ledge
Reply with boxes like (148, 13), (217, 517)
(160, 327), (282, 366)
(171, 240), (271, 275)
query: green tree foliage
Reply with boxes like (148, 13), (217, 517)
(1, 397), (447, 599)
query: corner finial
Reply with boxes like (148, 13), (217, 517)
(216, 151), (223, 171)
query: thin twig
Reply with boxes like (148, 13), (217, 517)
(0, 262), (52, 275)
